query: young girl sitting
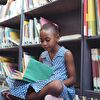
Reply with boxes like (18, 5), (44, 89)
(2, 23), (76, 100)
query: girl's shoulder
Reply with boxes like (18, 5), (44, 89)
(58, 46), (69, 56)
(60, 46), (69, 52)
(40, 46), (70, 58)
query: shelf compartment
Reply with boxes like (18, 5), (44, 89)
(86, 36), (100, 48)
(0, 47), (19, 63)
(21, 37), (81, 48)
(83, 90), (100, 99)
(0, 14), (21, 29)
(25, 0), (81, 18)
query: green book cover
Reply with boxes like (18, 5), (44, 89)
(7, 53), (53, 82)
(23, 57), (53, 82)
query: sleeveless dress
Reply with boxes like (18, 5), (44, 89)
(6, 46), (75, 99)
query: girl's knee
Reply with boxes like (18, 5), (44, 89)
(50, 80), (63, 92)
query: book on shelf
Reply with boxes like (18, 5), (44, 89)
(0, 27), (4, 48)
(32, 0), (48, 8)
(5, 27), (20, 46)
(2, 53), (54, 82)
(84, 0), (88, 36)
(15, 0), (22, 15)
(1, 27), (10, 48)
(0, 55), (18, 77)
(22, 17), (58, 45)
(22, 20), (30, 45)
(29, 19), (35, 44)
(59, 34), (81, 42)
(95, 0), (100, 35)
(91, 48), (100, 91)
(39, 17), (50, 26)
(39, 17), (58, 27)
(28, 0), (34, 10)
(22, 19), (35, 45)
(88, 0), (97, 36)
(33, 17), (41, 44)
(0, 27), (14, 48)
(0, 27), (19, 48)
(24, 0), (29, 11)
(47, 0), (57, 2)
(0, 56), (15, 62)
(1, 62), (18, 77)
(1, 0), (22, 20)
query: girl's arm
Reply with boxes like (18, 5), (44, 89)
(63, 50), (76, 87)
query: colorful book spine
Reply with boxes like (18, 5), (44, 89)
(7, 27), (20, 45)
(29, 19), (35, 44)
(84, 0), (88, 36)
(22, 20), (29, 45)
(97, 49), (100, 91)
(39, 17), (49, 26)
(33, 17), (40, 44)
(91, 49), (98, 91)
(94, 49), (100, 91)
(91, 49), (100, 91)
(88, 0), (97, 36)
(95, 0), (100, 35)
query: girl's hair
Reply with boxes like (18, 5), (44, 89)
(40, 22), (60, 35)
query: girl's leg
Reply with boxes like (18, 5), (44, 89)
(2, 92), (24, 100)
(59, 84), (70, 100)
(26, 80), (63, 100)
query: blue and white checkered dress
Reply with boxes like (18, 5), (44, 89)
(6, 46), (75, 99)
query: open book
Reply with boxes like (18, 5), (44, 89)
(3, 53), (53, 82)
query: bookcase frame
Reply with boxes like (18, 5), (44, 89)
(0, 0), (100, 99)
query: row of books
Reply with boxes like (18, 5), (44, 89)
(22, 17), (41, 45)
(84, 0), (100, 36)
(0, 0), (21, 21)
(91, 48), (100, 92)
(0, 16), (81, 48)
(0, 0), (57, 21)
(22, 17), (58, 45)
(0, 52), (53, 82)
(0, 27), (20, 48)
(0, 55), (17, 80)
(22, 17), (81, 45)
(24, 0), (57, 12)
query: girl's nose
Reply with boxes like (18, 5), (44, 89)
(43, 41), (47, 46)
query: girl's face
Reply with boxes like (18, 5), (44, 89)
(40, 30), (59, 53)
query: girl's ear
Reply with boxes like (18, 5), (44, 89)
(56, 33), (60, 42)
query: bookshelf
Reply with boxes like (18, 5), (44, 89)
(0, 0), (100, 99)
(82, 36), (100, 99)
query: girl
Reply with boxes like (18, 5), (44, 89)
(2, 23), (76, 100)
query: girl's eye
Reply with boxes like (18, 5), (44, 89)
(46, 39), (50, 42)
(40, 40), (43, 43)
